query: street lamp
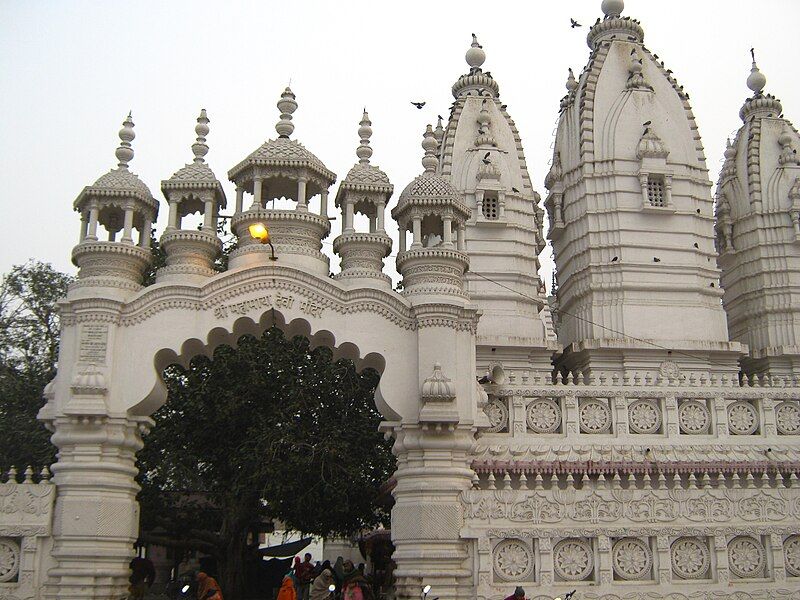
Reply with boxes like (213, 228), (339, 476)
(248, 222), (278, 261)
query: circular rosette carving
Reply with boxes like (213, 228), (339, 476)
(727, 401), (759, 435)
(671, 537), (710, 580)
(628, 399), (662, 434)
(493, 539), (533, 581)
(0, 538), (20, 583)
(612, 538), (652, 581)
(579, 399), (611, 434)
(484, 398), (508, 433)
(784, 535), (800, 577)
(775, 402), (800, 435)
(553, 538), (594, 581)
(727, 536), (765, 578)
(678, 400), (710, 435)
(526, 398), (561, 434)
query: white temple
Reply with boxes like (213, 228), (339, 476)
(1, 1), (798, 599)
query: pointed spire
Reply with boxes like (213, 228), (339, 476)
(192, 109), (210, 164)
(275, 87), (298, 138)
(466, 33), (486, 70)
(421, 124), (439, 173)
(356, 109), (373, 164)
(115, 112), (135, 169)
(566, 68), (578, 92)
(601, 0), (624, 18)
(747, 48), (767, 95)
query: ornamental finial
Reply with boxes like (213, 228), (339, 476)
(115, 112), (135, 169)
(421, 124), (439, 173)
(466, 33), (486, 70)
(356, 108), (373, 164)
(275, 87), (298, 138)
(192, 109), (210, 164)
(566, 67), (578, 92)
(747, 48), (767, 95)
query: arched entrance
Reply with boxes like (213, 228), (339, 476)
(38, 262), (483, 599)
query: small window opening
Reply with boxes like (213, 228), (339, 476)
(482, 195), (499, 220)
(647, 176), (666, 207)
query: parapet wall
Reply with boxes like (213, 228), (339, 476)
(0, 468), (55, 600)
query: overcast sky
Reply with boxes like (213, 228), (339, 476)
(1, 0), (798, 289)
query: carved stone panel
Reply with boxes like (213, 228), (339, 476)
(727, 535), (766, 579)
(579, 399), (612, 434)
(784, 535), (800, 577)
(493, 538), (534, 582)
(727, 401), (760, 436)
(526, 398), (561, 434)
(628, 399), (662, 434)
(612, 537), (653, 581)
(553, 537), (594, 581)
(775, 402), (800, 435)
(678, 400), (711, 435)
(671, 536), (710, 580)
(0, 537), (20, 583)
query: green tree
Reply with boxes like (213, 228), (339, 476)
(137, 328), (395, 599)
(0, 261), (73, 472)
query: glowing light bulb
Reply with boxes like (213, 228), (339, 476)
(249, 222), (270, 242)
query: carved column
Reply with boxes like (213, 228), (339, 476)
(539, 537), (554, 587)
(597, 534), (612, 585)
(771, 533), (786, 582)
(656, 535), (671, 585)
(44, 414), (151, 599)
(714, 534), (729, 584)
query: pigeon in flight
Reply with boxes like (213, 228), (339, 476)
(570, 18), (582, 28)
(411, 101), (426, 109)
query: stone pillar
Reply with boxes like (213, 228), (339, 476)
(297, 179), (308, 212)
(45, 415), (151, 599)
(121, 204), (134, 244)
(369, 215), (377, 233)
(167, 200), (179, 231)
(457, 225), (466, 252)
(345, 200), (355, 233)
(320, 190), (328, 218)
(442, 217), (453, 248)
(253, 177), (264, 209)
(79, 211), (89, 242)
(376, 201), (385, 232)
(235, 186), (244, 214)
(399, 227), (407, 253)
(411, 217), (422, 248)
(390, 425), (475, 600)
(203, 198), (215, 232)
(139, 216), (151, 247)
(87, 204), (99, 241)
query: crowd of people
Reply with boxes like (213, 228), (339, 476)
(279, 553), (374, 600)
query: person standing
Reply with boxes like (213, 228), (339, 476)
(309, 568), (335, 600)
(295, 553), (315, 600)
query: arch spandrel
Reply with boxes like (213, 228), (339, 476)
(63, 266), (422, 423)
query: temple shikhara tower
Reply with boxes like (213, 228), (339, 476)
(2, 1), (797, 599)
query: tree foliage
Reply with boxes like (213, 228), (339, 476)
(0, 261), (73, 471)
(137, 328), (396, 596)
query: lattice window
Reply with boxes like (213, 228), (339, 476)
(647, 176), (666, 207)
(483, 195), (499, 220)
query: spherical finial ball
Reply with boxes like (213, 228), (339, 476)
(277, 87), (298, 116)
(119, 124), (135, 144)
(466, 46), (486, 69)
(358, 123), (372, 140)
(601, 0), (624, 17)
(195, 121), (210, 138)
(747, 65), (766, 94)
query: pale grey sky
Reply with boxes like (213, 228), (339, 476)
(1, 0), (798, 288)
